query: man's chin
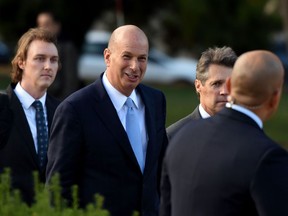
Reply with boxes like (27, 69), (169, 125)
(218, 101), (227, 105)
(216, 102), (227, 110)
(40, 82), (52, 90)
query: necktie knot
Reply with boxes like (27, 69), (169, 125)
(32, 100), (43, 111)
(125, 97), (135, 109)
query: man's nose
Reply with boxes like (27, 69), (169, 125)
(130, 59), (139, 71)
(220, 84), (229, 95)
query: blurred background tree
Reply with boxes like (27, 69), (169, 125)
(0, 0), (286, 57)
(145, 0), (283, 55)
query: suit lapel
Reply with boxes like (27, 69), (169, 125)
(45, 95), (60, 135)
(137, 85), (159, 176)
(190, 105), (202, 119)
(7, 87), (39, 165)
(92, 78), (140, 169)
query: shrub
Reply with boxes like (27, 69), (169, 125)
(0, 168), (110, 216)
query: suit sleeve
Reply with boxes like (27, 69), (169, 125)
(158, 91), (169, 190)
(0, 93), (12, 149)
(159, 155), (171, 216)
(251, 146), (288, 215)
(46, 101), (83, 204)
(159, 91), (170, 216)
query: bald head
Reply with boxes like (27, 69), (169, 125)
(228, 50), (284, 120)
(104, 25), (149, 96)
(108, 25), (149, 51)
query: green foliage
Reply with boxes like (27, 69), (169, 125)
(0, 168), (30, 216)
(165, 0), (282, 55)
(0, 168), (110, 216)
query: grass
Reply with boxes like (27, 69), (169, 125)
(0, 65), (287, 149)
(147, 83), (198, 126)
(265, 88), (288, 147)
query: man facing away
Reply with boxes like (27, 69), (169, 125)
(46, 24), (168, 216)
(167, 46), (237, 140)
(160, 50), (288, 216)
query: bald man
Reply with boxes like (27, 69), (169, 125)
(160, 50), (288, 216)
(46, 25), (168, 216)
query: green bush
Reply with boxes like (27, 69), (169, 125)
(0, 168), (111, 216)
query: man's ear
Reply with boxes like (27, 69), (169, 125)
(194, 79), (201, 93)
(18, 59), (24, 70)
(263, 88), (282, 121)
(103, 48), (110, 66)
(226, 77), (231, 94)
(269, 88), (281, 109)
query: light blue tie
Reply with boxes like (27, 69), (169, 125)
(125, 98), (144, 173)
(32, 100), (48, 171)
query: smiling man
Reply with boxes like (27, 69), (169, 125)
(46, 25), (168, 216)
(166, 46), (237, 141)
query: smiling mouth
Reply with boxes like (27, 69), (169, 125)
(125, 72), (139, 79)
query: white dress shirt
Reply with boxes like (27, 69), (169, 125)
(199, 103), (211, 119)
(102, 72), (148, 163)
(226, 102), (263, 129)
(14, 83), (47, 153)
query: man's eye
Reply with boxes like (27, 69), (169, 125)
(213, 82), (221, 87)
(123, 55), (131, 59)
(51, 58), (58, 63)
(36, 56), (45, 61)
(139, 57), (147, 62)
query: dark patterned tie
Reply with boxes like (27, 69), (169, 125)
(32, 100), (48, 171)
(125, 98), (144, 173)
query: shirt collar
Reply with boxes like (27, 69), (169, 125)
(226, 102), (263, 129)
(102, 72), (139, 112)
(14, 82), (47, 109)
(127, 91), (139, 109)
(199, 103), (211, 119)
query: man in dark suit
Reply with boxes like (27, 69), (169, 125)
(0, 28), (60, 205)
(160, 50), (288, 216)
(166, 46), (237, 140)
(46, 25), (168, 216)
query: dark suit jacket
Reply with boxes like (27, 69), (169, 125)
(160, 107), (288, 216)
(0, 93), (11, 148)
(0, 84), (60, 205)
(46, 76), (168, 216)
(166, 105), (201, 141)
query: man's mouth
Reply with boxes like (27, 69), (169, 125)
(125, 72), (139, 80)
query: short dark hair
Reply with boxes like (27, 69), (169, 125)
(196, 46), (237, 84)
